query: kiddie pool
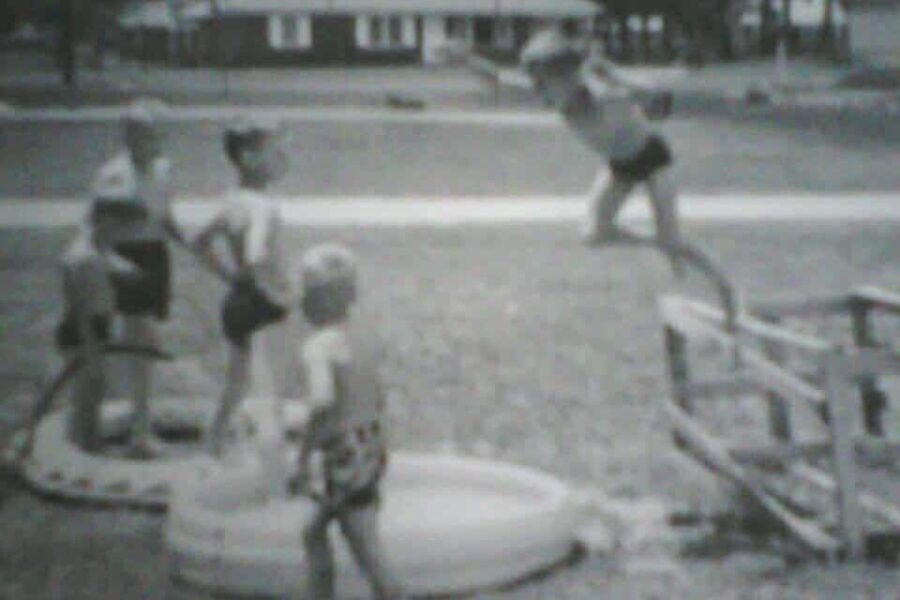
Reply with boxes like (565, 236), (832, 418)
(166, 451), (584, 598)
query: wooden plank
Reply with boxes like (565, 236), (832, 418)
(850, 302), (887, 436)
(853, 286), (900, 316)
(790, 463), (900, 531)
(664, 301), (828, 410)
(763, 315), (793, 443)
(750, 293), (852, 319)
(825, 352), (866, 559)
(684, 299), (832, 354)
(729, 442), (832, 467)
(665, 399), (841, 555)
(730, 440), (900, 469)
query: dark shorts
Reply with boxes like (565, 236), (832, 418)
(220, 278), (287, 348)
(55, 314), (112, 350)
(609, 134), (673, 182)
(112, 240), (171, 319)
(324, 444), (387, 512)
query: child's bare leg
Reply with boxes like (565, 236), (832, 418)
(209, 344), (250, 457)
(643, 169), (687, 279)
(121, 315), (157, 453)
(69, 345), (105, 453)
(339, 505), (404, 600)
(646, 169), (738, 332)
(583, 169), (633, 245)
(303, 507), (336, 600)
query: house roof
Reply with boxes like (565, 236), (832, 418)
(184, 0), (599, 19)
(119, 1), (177, 29)
(119, 0), (206, 29)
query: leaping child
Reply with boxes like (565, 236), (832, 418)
(442, 28), (738, 331)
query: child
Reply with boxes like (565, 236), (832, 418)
(444, 29), (737, 330)
(290, 244), (403, 600)
(17, 176), (143, 460)
(93, 98), (186, 457)
(191, 118), (291, 459)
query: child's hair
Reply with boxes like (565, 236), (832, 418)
(520, 28), (584, 75)
(122, 97), (167, 125)
(300, 244), (358, 327)
(223, 117), (281, 167)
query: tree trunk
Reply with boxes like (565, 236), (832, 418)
(818, 0), (835, 58)
(617, 11), (632, 62)
(60, 0), (77, 86)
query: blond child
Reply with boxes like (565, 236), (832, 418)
(290, 244), (403, 600)
(92, 98), (186, 457)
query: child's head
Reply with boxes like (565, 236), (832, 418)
(300, 244), (358, 328)
(122, 98), (166, 168)
(224, 118), (287, 188)
(520, 28), (586, 108)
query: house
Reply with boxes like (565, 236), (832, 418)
(740, 0), (850, 56)
(117, 0), (202, 63)
(177, 0), (598, 67)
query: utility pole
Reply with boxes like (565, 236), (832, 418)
(61, 0), (77, 86)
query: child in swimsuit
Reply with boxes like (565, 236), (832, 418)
(18, 175), (143, 459)
(445, 28), (737, 330)
(191, 118), (291, 458)
(92, 98), (186, 457)
(291, 244), (404, 600)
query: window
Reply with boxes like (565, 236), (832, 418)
(494, 18), (514, 49)
(356, 15), (415, 50)
(445, 16), (473, 42)
(267, 14), (311, 50)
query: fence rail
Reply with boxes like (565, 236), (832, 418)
(659, 287), (900, 560)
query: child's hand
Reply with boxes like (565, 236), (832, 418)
(106, 253), (143, 281)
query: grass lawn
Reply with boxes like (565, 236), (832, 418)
(2, 116), (899, 200)
(2, 221), (900, 599)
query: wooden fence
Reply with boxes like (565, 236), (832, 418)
(660, 286), (900, 560)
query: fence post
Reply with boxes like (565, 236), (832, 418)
(762, 315), (793, 443)
(850, 299), (886, 436)
(825, 351), (866, 559)
(664, 325), (692, 448)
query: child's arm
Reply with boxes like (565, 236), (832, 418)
(293, 339), (337, 495)
(189, 209), (234, 281)
(157, 159), (190, 247)
(437, 42), (534, 91)
(581, 54), (673, 120)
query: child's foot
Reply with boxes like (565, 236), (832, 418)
(582, 227), (622, 247)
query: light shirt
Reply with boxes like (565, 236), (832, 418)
(218, 187), (291, 306)
(92, 152), (174, 242)
(302, 324), (384, 433)
(562, 79), (653, 161)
